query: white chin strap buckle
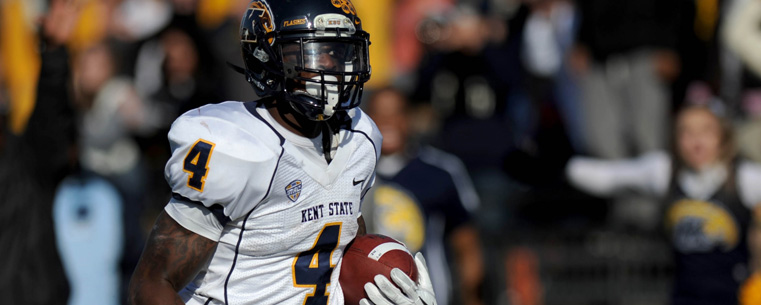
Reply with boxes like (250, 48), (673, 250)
(306, 75), (339, 118)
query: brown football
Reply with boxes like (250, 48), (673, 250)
(339, 234), (419, 305)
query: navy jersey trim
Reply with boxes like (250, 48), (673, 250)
(350, 128), (377, 211)
(223, 147), (284, 304)
(223, 208), (254, 305)
(261, 148), (284, 201)
(349, 129), (377, 159)
(171, 192), (232, 226)
(360, 171), (374, 201)
(203, 298), (212, 305)
(245, 101), (286, 146)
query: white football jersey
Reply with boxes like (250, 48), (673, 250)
(163, 101), (381, 305)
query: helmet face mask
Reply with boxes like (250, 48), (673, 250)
(240, 0), (370, 121)
(280, 38), (368, 120)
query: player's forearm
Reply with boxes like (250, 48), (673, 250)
(128, 248), (189, 305)
(128, 211), (218, 305)
(128, 278), (186, 305)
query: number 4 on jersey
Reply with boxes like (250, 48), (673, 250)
(293, 223), (342, 305)
(183, 139), (215, 192)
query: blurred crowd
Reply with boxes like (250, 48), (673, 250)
(2, 0), (761, 304)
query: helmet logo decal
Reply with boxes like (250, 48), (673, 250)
(285, 180), (303, 202)
(283, 17), (307, 28)
(331, 0), (357, 16)
(244, 1), (275, 44)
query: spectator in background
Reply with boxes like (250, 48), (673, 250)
(569, 0), (681, 229)
(410, 7), (516, 252)
(132, 15), (225, 224)
(392, 0), (454, 83)
(53, 174), (124, 305)
(566, 103), (761, 305)
(73, 42), (150, 190)
(110, 0), (173, 43)
(0, 0), (79, 302)
(72, 40), (162, 301)
(723, 0), (761, 83)
(668, 0), (725, 110)
(724, 0), (761, 164)
(411, 5), (513, 171)
(194, 0), (258, 102)
(364, 88), (484, 305)
(724, 2), (761, 303)
(520, 0), (582, 152)
(134, 16), (223, 126)
(571, 0), (679, 159)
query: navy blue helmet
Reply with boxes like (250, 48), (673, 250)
(240, 0), (371, 121)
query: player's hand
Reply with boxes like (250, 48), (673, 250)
(359, 252), (437, 305)
(412, 252), (436, 305)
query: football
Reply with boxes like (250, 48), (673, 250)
(339, 234), (419, 305)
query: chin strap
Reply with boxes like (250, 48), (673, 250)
(227, 61), (246, 74)
(275, 100), (310, 135)
(274, 99), (335, 164)
(322, 112), (353, 164)
(321, 121), (333, 164)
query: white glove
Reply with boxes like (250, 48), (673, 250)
(359, 252), (437, 305)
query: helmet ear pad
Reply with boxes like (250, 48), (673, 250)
(240, 24), (282, 97)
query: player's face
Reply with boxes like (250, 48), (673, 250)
(281, 42), (349, 78)
(280, 41), (364, 110)
(676, 108), (722, 170)
(368, 91), (408, 155)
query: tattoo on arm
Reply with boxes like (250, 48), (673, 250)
(129, 211), (218, 305)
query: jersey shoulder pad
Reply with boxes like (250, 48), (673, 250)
(347, 108), (382, 160)
(165, 102), (282, 220)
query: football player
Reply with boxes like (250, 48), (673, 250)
(128, 0), (435, 304)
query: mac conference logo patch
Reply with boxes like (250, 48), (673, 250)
(285, 180), (302, 202)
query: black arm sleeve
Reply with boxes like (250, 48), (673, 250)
(22, 45), (77, 182)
